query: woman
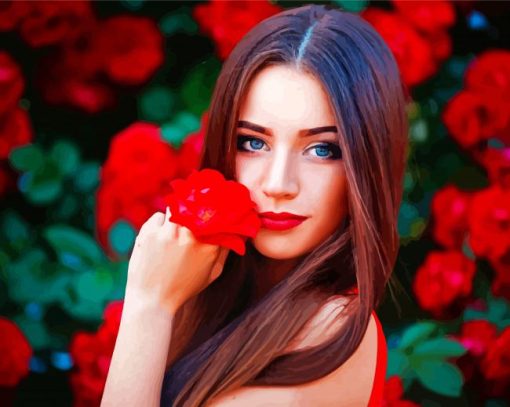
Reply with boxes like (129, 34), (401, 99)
(102, 3), (409, 406)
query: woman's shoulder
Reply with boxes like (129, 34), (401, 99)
(281, 295), (375, 354)
(282, 296), (380, 405)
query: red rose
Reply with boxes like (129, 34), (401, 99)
(0, 108), (32, 160)
(480, 327), (510, 383)
(69, 300), (124, 406)
(163, 168), (261, 255)
(0, 317), (32, 387)
(442, 90), (510, 150)
(458, 320), (498, 358)
(392, 0), (455, 35)
(464, 50), (510, 100)
(0, 52), (24, 117)
(17, 0), (93, 48)
(468, 185), (510, 261)
(192, 0), (282, 60)
(361, 8), (437, 88)
(413, 251), (476, 318)
(426, 30), (452, 63)
(35, 22), (116, 114)
(476, 147), (510, 189)
(383, 375), (420, 407)
(487, 256), (510, 301)
(94, 15), (164, 85)
(0, 1), (28, 32)
(430, 184), (472, 249)
(96, 122), (180, 256)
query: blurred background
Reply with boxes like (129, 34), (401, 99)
(1, 1), (510, 406)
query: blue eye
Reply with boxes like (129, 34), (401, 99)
(312, 144), (342, 159)
(236, 135), (342, 161)
(237, 136), (267, 152)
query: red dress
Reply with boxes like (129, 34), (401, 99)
(367, 311), (387, 406)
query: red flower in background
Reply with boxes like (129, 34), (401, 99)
(430, 184), (472, 250)
(35, 13), (163, 112)
(0, 317), (32, 387)
(96, 122), (180, 256)
(383, 376), (420, 407)
(442, 91), (509, 150)
(17, 0), (93, 48)
(476, 147), (510, 189)
(192, 0), (282, 60)
(163, 168), (261, 256)
(0, 1), (27, 32)
(487, 256), (510, 301)
(458, 320), (498, 358)
(94, 15), (164, 85)
(362, 8), (437, 88)
(0, 52), (24, 117)
(69, 300), (123, 406)
(391, 0), (455, 63)
(413, 251), (476, 318)
(0, 108), (32, 160)
(468, 185), (510, 262)
(391, 0), (455, 35)
(464, 50), (510, 100)
(454, 319), (498, 382)
(480, 326), (510, 397)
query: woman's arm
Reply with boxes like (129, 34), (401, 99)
(101, 292), (174, 407)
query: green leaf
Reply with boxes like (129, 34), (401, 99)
(74, 270), (114, 302)
(109, 220), (136, 256)
(0, 210), (31, 246)
(414, 359), (464, 397)
(61, 295), (105, 322)
(413, 338), (467, 358)
(24, 161), (63, 205)
(139, 86), (176, 123)
(44, 225), (105, 268)
(179, 58), (221, 115)
(74, 162), (100, 192)
(332, 0), (368, 12)
(27, 178), (62, 204)
(50, 140), (80, 176)
(159, 9), (198, 36)
(13, 315), (51, 351)
(387, 349), (410, 378)
(161, 111), (200, 149)
(9, 144), (44, 172)
(488, 297), (510, 322)
(399, 321), (437, 350)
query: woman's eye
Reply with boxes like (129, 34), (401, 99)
(236, 135), (342, 160)
(309, 143), (343, 160)
(236, 136), (268, 152)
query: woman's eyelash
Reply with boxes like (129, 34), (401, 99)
(236, 135), (342, 160)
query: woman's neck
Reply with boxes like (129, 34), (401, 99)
(252, 257), (302, 302)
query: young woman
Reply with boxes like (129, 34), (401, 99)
(101, 4), (409, 406)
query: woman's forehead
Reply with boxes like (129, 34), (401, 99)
(238, 66), (336, 133)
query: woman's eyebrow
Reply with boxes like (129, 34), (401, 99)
(237, 120), (337, 137)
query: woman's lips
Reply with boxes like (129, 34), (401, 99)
(259, 217), (305, 231)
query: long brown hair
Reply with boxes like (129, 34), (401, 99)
(162, 4), (409, 406)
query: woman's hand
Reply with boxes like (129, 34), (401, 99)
(125, 206), (229, 315)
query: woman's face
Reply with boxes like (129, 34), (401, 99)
(235, 65), (349, 260)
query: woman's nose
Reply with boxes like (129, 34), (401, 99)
(261, 148), (299, 200)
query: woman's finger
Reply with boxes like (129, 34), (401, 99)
(161, 206), (178, 239)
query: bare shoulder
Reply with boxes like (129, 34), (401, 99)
(287, 296), (379, 406)
(207, 297), (378, 406)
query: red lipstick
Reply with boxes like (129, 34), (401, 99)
(259, 212), (307, 231)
